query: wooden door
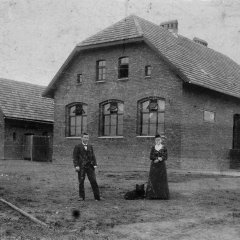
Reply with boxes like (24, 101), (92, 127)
(233, 114), (240, 149)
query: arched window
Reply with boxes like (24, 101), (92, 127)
(66, 103), (87, 137)
(99, 100), (124, 136)
(138, 97), (165, 136)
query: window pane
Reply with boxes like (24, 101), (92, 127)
(118, 103), (124, 113)
(118, 115), (123, 125)
(82, 105), (87, 115)
(110, 125), (117, 136)
(142, 124), (148, 135)
(111, 114), (117, 125)
(158, 100), (165, 111)
(149, 124), (156, 136)
(76, 116), (82, 127)
(70, 117), (75, 127)
(142, 101), (149, 113)
(119, 68), (128, 78)
(145, 66), (151, 76)
(104, 115), (110, 126)
(76, 127), (82, 136)
(149, 112), (157, 124)
(70, 106), (76, 116)
(82, 116), (87, 132)
(104, 125), (110, 136)
(157, 123), (164, 133)
(120, 57), (129, 64)
(118, 124), (123, 135)
(142, 113), (149, 125)
(158, 112), (164, 124)
(70, 127), (75, 136)
(102, 73), (106, 80)
(104, 104), (110, 114)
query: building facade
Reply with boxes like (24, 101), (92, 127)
(43, 15), (240, 171)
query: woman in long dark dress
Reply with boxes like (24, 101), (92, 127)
(146, 134), (169, 200)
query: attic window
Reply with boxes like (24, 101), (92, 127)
(145, 65), (152, 77)
(77, 74), (83, 84)
(118, 57), (129, 79)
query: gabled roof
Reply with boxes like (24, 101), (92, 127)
(43, 15), (240, 99)
(0, 78), (54, 123)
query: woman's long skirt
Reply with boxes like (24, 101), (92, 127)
(146, 161), (169, 200)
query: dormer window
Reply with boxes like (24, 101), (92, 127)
(97, 60), (106, 81)
(145, 65), (152, 77)
(118, 57), (129, 79)
(77, 74), (83, 84)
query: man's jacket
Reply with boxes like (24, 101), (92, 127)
(73, 143), (97, 168)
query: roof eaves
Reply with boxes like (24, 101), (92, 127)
(185, 80), (240, 99)
(4, 116), (54, 124)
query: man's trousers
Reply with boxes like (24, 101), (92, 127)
(78, 166), (100, 200)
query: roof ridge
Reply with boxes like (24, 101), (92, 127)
(0, 78), (47, 88)
(132, 15), (143, 36)
(78, 15), (143, 46)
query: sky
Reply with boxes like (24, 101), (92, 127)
(0, 0), (240, 86)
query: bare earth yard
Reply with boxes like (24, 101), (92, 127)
(0, 160), (240, 240)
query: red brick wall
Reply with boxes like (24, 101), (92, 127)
(52, 42), (183, 171)
(4, 119), (53, 160)
(181, 84), (240, 170)
(0, 109), (4, 160)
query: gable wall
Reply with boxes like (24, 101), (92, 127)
(52, 42), (183, 171)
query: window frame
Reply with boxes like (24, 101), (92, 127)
(137, 97), (165, 136)
(145, 65), (152, 77)
(76, 73), (83, 84)
(66, 103), (88, 137)
(118, 57), (129, 79)
(96, 60), (106, 82)
(99, 100), (124, 137)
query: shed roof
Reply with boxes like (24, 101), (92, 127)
(0, 78), (54, 123)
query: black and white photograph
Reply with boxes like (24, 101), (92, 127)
(1, 0), (240, 239)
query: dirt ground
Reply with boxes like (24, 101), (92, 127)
(0, 160), (240, 240)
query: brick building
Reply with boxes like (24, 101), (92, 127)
(0, 78), (54, 160)
(43, 15), (240, 171)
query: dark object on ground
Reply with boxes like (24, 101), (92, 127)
(124, 184), (145, 200)
(72, 209), (80, 219)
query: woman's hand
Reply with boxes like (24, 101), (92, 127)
(154, 159), (159, 163)
(158, 157), (162, 161)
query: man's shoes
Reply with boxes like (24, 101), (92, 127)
(78, 198), (84, 201)
(95, 197), (104, 201)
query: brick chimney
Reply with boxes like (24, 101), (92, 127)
(193, 37), (208, 47)
(160, 20), (178, 34)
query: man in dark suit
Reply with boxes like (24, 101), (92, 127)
(73, 133), (101, 201)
